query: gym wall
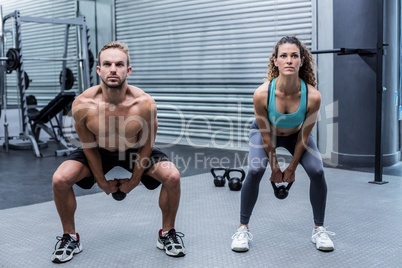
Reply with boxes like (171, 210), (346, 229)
(332, 0), (400, 167)
(2, 0), (79, 106)
(114, 0), (315, 150)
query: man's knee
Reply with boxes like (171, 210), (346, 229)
(162, 169), (181, 188)
(52, 171), (74, 192)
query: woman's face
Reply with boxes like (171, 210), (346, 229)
(274, 43), (303, 76)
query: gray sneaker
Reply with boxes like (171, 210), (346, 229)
(51, 234), (83, 263)
(157, 229), (186, 257)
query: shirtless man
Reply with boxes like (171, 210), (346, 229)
(51, 41), (185, 263)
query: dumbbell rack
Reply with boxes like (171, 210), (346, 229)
(0, 6), (91, 157)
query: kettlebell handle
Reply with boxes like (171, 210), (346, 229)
(226, 168), (245, 182)
(210, 167), (227, 178)
(271, 181), (293, 190)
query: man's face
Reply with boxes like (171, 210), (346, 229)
(97, 48), (132, 88)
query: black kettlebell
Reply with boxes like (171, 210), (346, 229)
(211, 167), (227, 187)
(271, 181), (293, 200)
(226, 168), (246, 191)
(112, 179), (126, 201)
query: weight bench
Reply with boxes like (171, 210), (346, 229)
(28, 91), (76, 155)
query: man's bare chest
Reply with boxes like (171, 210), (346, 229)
(86, 111), (143, 139)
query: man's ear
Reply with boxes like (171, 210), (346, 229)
(127, 66), (133, 76)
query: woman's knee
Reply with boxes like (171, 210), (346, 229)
(245, 167), (265, 182)
(308, 168), (325, 183)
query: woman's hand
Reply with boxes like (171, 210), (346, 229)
(283, 167), (296, 183)
(270, 167), (284, 183)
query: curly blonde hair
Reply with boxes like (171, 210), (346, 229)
(266, 36), (316, 87)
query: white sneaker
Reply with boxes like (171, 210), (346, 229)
(231, 226), (253, 252)
(311, 226), (335, 251)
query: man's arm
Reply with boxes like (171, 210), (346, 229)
(253, 83), (283, 183)
(72, 99), (117, 194)
(283, 86), (321, 182)
(120, 97), (157, 193)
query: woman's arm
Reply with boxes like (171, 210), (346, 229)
(253, 83), (283, 183)
(283, 85), (321, 182)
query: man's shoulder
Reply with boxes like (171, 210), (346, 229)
(128, 85), (155, 104)
(126, 85), (141, 94)
(72, 87), (100, 120)
(76, 85), (101, 102)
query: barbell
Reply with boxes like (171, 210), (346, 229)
(3, 48), (21, 73)
(0, 48), (94, 72)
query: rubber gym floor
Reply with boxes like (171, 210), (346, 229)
(0, 139), (401, 267)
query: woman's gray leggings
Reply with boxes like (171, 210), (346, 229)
(240, 120), (327, 226)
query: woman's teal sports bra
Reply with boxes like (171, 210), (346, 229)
(267, 78), (308, 129)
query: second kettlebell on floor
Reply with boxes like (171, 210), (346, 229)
(211, 167), (246, 191)
(226, 168), (246, 191)
(210, 167), (227, 187)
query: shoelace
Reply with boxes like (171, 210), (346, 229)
(232, 230), (253, 241)
(313, 228), (335, 240)
(54, 236), (71, 250)
(166, 231), (185, 248)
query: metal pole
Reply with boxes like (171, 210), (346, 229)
(23, 57), (82, 61)
(19, 16), (85, 26)
(80, 16), (91, 90)
(1, 56), (85, 61)
(14, 10), (41, 157)
(14, 10), (28, 134)
(310, 49), (342, 54)
(0, 5), (8, 153)
(61, 24), (70, 92)
(76, 20), (84, 92)
(369, 0), (388, 184)
(0, 5), (4, 108)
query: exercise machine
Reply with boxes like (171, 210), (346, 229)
(0, 6), (91, 157)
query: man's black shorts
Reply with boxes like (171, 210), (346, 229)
(66, 147), (170, 190)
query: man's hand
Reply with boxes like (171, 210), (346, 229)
(283, 167), (296, 183)
(98, 180), (118, 195)
(118, 178), (140, 194)
(269, 167), (284, 183)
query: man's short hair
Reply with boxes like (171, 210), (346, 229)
(98, 41), (130, 66)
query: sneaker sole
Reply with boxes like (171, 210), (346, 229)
(316, 245), (334, 252)
(157, 240), (185, 257)
(156, 240), (164, 250)
(51, 245), (83, 263)
(231, 247), (249, 252)
(312, 239), (334, 252)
